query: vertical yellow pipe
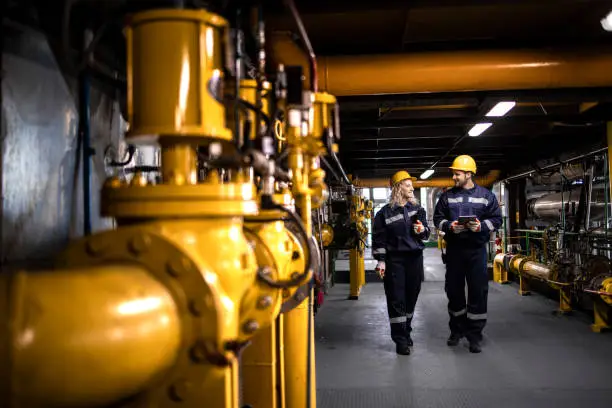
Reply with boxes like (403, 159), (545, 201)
(358, 248), (365, 288)
(283, 186), (316, 408)
(241, 323), (279, 407)
(349, 248), (361, 299)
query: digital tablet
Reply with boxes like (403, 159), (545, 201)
(458, 215), (477, 224)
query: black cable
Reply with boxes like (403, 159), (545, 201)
(237, 98), (272, 127)
(323, 129), (351, 185)
(320, 156), (341, 181)
(256, 198), (314, 289)
(282, 0), (318, 93)
(124, 165), (159, 173)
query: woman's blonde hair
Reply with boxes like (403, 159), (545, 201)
(389, 181), (418, 207)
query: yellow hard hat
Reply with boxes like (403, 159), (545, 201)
(449, 155), (477, 174)
(390, 170), (413, 186)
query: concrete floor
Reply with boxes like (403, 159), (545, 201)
(315, 248), (612, 408)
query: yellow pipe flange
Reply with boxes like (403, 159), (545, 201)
(240, 220), (293, 341)
(61, 221), (257, 407)
(101, 182), (258, 218)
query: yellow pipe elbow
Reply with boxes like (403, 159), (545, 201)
(2, 265), (181, 407)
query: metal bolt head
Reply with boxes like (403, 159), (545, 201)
(169, 380), (191, 401)
(292, 250), (300, 260)
(129, 234), (151, 255)
(257, 295), (273, 310)
(86, 239), (107, 256)
(259, 266), (273, 276)
(189, 298), (205, 316)
(295, 292), (306, 302)
(243, 320), (260, 334)
(167, 257), (191, 277)
(189, 340), (208, 363)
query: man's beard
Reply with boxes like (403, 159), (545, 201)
(454, 179), (467, 188)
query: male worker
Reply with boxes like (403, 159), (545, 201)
(433, 155), (502, 353)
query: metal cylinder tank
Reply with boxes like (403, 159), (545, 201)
(527, 186), (611, 222)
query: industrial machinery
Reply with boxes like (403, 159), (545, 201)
(495, 150), (612, 332)
(321, 184), (373, 299)
(1, 2), (350, 407)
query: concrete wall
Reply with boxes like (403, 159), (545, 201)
(1, 21), (137, 266)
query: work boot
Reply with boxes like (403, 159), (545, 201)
(447, 333), (462, 346)
(469, 342), (482, 354)
(396, 343), (411, 355)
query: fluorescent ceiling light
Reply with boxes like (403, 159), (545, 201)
(486, 101), (516, 117)
(468, 122), (493, 137)
(420, 169), (435, 180)
(602, 11), (612, 31)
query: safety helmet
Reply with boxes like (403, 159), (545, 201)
(449, 155), (477, 174)
(390, 170), (413, 186)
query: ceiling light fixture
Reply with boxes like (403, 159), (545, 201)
(468, 122), (493, 137)
(486, 101), (516, 117)
(420, 169), (435, 180)
(602, 10), (612, 31)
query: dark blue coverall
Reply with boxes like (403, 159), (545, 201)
(372, 202), (431, 347)
(433, 184), (502, 344)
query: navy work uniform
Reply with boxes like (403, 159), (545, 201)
(433, 184), (502, 345)
(372, 202), (431, 348)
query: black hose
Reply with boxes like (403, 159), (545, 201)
(323, 128), (351, 185)
(282, 0), (318, 93)
(320, 156), (341, 181)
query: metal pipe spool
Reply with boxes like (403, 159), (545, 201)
(527, 186), (612, 222)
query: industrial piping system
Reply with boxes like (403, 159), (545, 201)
(270, 32), (612, 96)
(354, 169), (501, 188)
(1, 3), (341, 407)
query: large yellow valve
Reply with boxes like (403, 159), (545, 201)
(1, 3), (345, 408)
(0, 7), (314, 408)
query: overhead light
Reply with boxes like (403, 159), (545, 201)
(602, 11), (612, 31)
(468, 122), (493, 137)
(485, 101), (516, 117)
(420, 169), (435, 180)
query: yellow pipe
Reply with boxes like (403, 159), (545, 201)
(161, 143), (198, 185)
(522, 260), (552, 281)
(349, 248), (362, 299)
(493, 252), (508, 284)
(283, 192), (316, 408)
(355, 170), (501, 188)
(1, 265), (181, 407)
(270, 32), (612, 96)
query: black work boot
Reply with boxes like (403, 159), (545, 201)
(396, 343), (411, 355)
(469, 341), (482, 353)
(447, 333), (462, 346)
